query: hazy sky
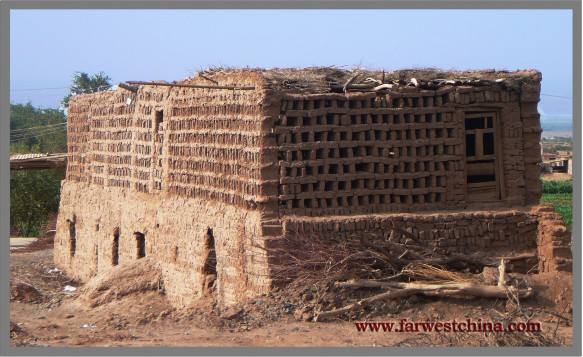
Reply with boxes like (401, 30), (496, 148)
(10, 9), (573, 115)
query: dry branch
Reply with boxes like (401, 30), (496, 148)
(333, 280), (532, 299)
(315, 259), (533, 321)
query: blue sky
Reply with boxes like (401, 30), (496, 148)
(10, 9), (573, 115)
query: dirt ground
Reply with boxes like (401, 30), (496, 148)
(541, 172), (572, 181)
(10, 241), (573, 348)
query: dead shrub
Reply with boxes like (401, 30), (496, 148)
(402, 262), (478, 284)
(268, 232), (397, 292)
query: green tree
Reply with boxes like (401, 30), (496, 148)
(10, 102), (67, 236)
(61, 71), (112, 109)
(11, 72), (112, 237)
(10, 169), (65, 237)
(10, 103), (67, 153)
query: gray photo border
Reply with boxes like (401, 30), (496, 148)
(0, 0), (580, 356)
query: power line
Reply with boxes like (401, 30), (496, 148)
(10, 123), (66, 135)
(11, 84), (114, 92)
(11, 84), (573, 100)
(10, 122), (66, 133)
(10, 126), (67, 142)
(10, 86), (70, 92)
(10, 126), (67, 140)
(541, 93), (572, 99)
(10, 128), (66, 140)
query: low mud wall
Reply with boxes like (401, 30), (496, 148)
(282, 209), (539, 255)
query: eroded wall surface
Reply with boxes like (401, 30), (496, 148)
(532, 206), (573, 273)
(55, 183), (269, 306)
(56, 73), (276, 306)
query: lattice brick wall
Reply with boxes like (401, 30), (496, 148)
(275, 91), (465, 217)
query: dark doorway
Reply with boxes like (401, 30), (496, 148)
(112, 228), (120, 266)
(203, 228), (217, 290)
(134, 232), (146, 259)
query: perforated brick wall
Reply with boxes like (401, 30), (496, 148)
(274, 85), (528, 217)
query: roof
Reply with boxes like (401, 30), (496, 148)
(192, 67), (542, 93)
(10, 153), (67, 170)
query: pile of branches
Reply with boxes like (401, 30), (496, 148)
(269, 220), (536, 322)
(315, 259), (533, 321)
(268, 232), (401, 293)
(192, 66), (537, 93)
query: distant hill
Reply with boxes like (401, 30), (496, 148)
(540, 115), (573, 138)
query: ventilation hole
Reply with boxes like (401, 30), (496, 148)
(134, 232), (146, 259)
(68, 217), (76, 258)
(112, 228), (120, 266)
(203, 228), (218, 291)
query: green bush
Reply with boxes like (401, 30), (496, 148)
(552, 203), (573, 232)
(10, 169), (65, 237)
(540, 193), (573, 202)
(542, 180), (573, 194)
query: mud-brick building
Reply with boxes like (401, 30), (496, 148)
(55, 67), (555, 307)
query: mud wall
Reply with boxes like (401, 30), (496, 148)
(58, 69), (543, 307)
(59, 73), (279, 306)
(532, 206), (573, 273)
(273, 84), (540, 217)
(282, 209), (538, 255)
(66, 73), (273, 203)
(164, 72), (277, 209)
(520, 80), (544, 204)
(54, 182), (271, 306)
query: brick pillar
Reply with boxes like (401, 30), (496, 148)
(520, 72), (543, 204)
(532, 206), (572, 273)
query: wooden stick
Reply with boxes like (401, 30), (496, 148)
(498, 259), (508, 287)
(316, 279), (533, 321)
(502, 253), (537, 262)
(398, 249), (410, 260)
(334, 279), (532, 297)
(365, 235), (426, 261)
(118, 83), (138, 93)
(198, 74), (219, 84)
(314, 288), (413, 322)
(361, 240), (409, 266)
(342, 72), (360, 92)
